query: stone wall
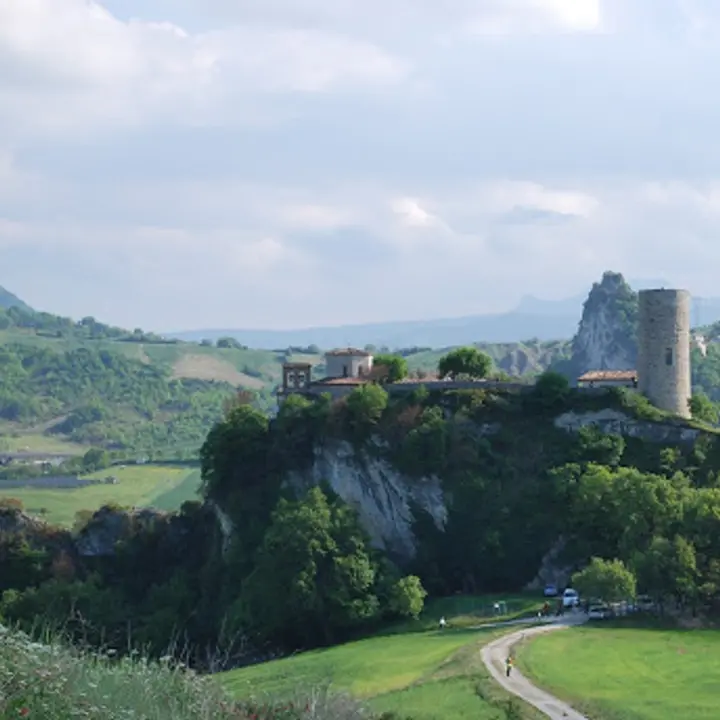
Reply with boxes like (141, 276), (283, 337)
(637, 289), (691, 418)
(325, 354), (373, 379)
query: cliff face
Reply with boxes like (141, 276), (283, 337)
(285, 440), (447, 561)
(571, 271), (638, 374)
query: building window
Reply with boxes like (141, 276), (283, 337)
(665, 347), (673, 366)
(296, 372), (306, 387)
(343, 365), (348, 377)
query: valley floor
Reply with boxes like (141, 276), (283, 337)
(0, 464), (202, 525)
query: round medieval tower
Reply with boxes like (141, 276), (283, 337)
(637, 289), (691, 418)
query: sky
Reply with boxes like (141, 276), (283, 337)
(3, 1), (720, 331)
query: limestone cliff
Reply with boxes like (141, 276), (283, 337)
(570, 271), (638, 374)
(285, 439), (447, 562)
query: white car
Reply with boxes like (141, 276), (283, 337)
(562, 588), (580, 608)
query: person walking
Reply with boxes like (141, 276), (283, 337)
(505, 655), (514, 678)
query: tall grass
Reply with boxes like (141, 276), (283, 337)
(0, 625), (379, 720)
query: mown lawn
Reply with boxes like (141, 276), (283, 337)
(221, 598), (547, 720)
(222, 632), (477, 699)
(517, 623), (720, 720)
(0, 464), (200, 525)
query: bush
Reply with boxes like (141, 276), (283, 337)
(530, 371), (569, 408)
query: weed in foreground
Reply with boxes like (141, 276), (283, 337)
(0, 625), (377, 719)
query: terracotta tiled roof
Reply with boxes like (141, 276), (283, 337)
(311, 376), (369, 386)
(325, 348), (372, 357)
(577, 370), (637, 382)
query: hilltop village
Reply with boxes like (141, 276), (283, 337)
(280, 287), (695, 419)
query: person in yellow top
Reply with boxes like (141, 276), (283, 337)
(505, 655), (514, 677)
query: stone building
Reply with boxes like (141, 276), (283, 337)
(637, 288), (691, 418)
(324, 348), (373, 379)
(278, 348), (374, 402)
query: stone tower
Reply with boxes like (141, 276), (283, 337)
(637, 289), (691, 418)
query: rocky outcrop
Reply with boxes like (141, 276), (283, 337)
(72, 506), (201, 557)
(285, 440), (447, 562)
(555, 408), (701, 444)
(571, 271), (638, 374)
(208, 500), (234, 557)
(74, 506), (164, 556)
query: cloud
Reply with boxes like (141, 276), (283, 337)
(200, 0), (601, 35)
(0, 0), (409, 137)
(465, 0), (601, 34)
(391, 197), (445, 229)
(5, 0), (720, 333)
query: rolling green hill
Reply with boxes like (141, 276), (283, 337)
(0, 304), (297, 460)
(0, 299), (574, 463)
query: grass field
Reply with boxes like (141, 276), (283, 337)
(220, 595), (546, 720)
(517, 623), (720, 720)
(222, 627), (544, 719)
(0, 464), (202, 525)
(0, 431), (89, 454)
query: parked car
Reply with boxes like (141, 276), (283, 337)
(588, 604), (613, 620)
(633, 594), (657, 613)
(543, 584), (558, 597)
(562, 588), (580, 608)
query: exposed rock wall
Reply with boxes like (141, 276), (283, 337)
(554, 408), (701, 444)
(285, 440), (447, 561)
(571, 271), (638, 374)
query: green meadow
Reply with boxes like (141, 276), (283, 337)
(220, 595), (547, 720)
(517, 623), (720, 720)
(0, 465), (202, 525)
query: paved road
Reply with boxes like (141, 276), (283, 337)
(481, 614), (589, 720)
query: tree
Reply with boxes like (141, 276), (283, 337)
(216, 336), (246, 350)
(633, 535), (697, 611)
(532, 371), (570, 407)
(689, 392), (719, 425)
(437, 347), (492, 380)
(387, 575), (427, 619)
(82, 447), (110, 473)
(344, 384), (389, 435)
(571, 557), (636, 604)
(372, 354), (409, 384)
(240, 487), (381, 647)
(200, 404), (270, 500)
(574, 426), (625, 467)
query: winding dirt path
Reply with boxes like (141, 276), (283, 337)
(481, 616), (589, 720)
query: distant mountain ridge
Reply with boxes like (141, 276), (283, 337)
(170, 279), (720, 349)
(0, 286), (31, 312)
